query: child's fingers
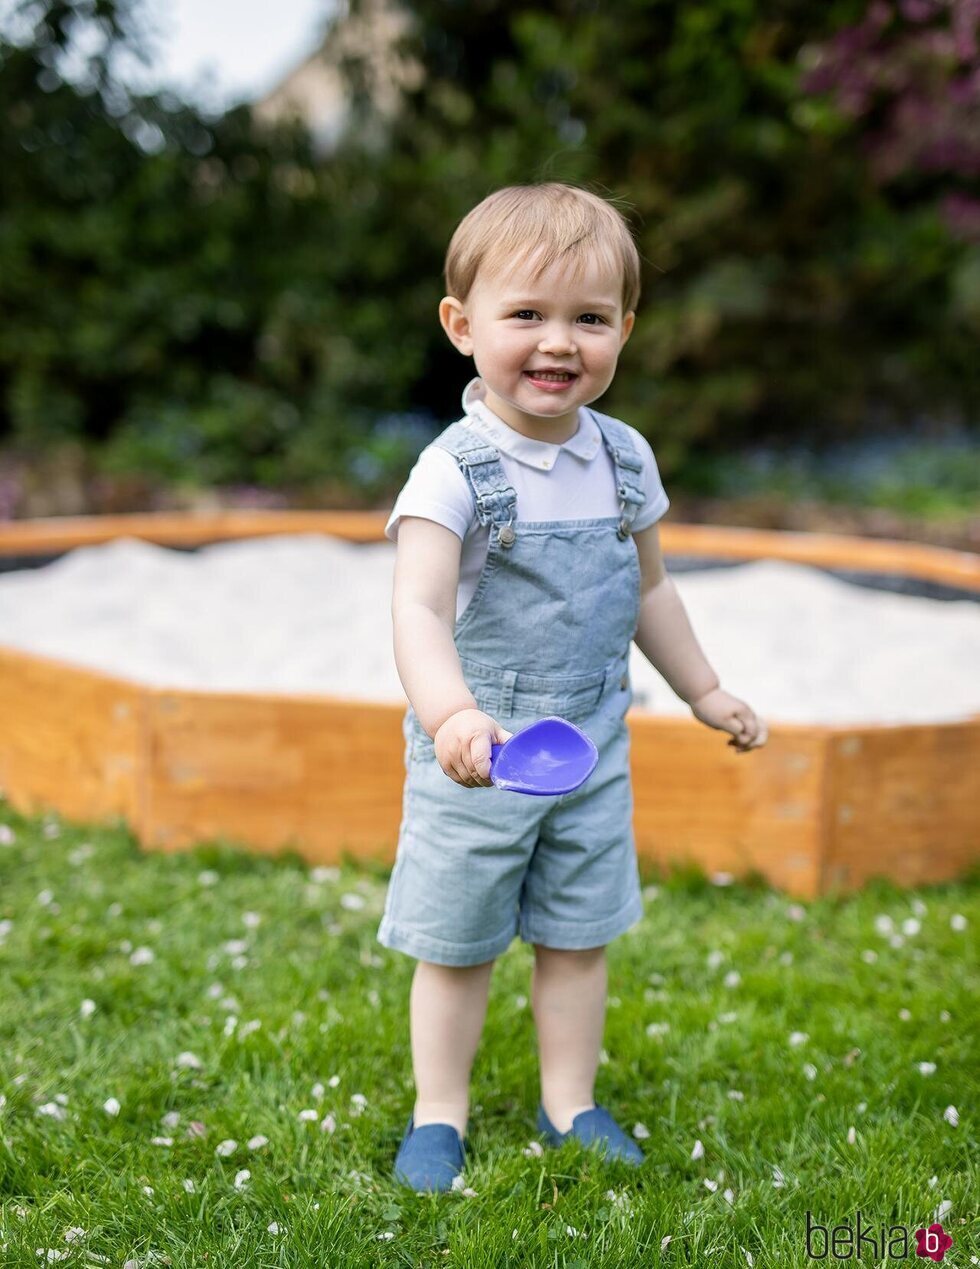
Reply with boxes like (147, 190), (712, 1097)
(728, 710), (767, 751)
(441, 730), (499, 786)
(441, 725), (541, 784)
(469, 735), (494, 784)
(441, 740), (479, 785)
(446, 755), (471, 785)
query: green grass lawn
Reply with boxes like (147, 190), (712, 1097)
(0, 799), (976, 1267)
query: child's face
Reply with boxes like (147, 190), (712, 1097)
(440, 251), (635, 441)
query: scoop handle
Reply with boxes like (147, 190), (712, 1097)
(490, 743), (503, 764)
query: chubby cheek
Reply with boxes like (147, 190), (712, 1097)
(501, 333), (537, 360)
(496, 352), (536, 378)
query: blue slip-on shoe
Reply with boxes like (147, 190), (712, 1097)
(537, 1103), (644, 1166)
(393, 1114), (466, 1193)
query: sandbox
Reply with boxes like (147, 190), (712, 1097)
(0, 509), (977, 899)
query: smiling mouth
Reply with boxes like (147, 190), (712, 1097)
(524, 371), (577, 382)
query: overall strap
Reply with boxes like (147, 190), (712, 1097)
(587, 409), (646, 539)
(431, 421), (518, 544)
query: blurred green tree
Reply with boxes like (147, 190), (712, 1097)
(344, 0), (980, 477)
(0, 0), (434, 499)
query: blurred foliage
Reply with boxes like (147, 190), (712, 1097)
(681, 428), (980, 516)
(800, 0), (980, 236)
(358, 0), (980, 472)
(0, 0), (440, 499)
(0, 0), (978, 508)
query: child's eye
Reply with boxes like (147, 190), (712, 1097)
(511, 311), (606, 324)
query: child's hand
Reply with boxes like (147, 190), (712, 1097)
(690, 687), (768, 753)
(433, 709), (514, 787)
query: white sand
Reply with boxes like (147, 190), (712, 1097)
(0, 533), (977, 725)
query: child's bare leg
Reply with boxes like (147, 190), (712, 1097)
(410, 958), (495, 1137)
(532, 943), (606, 1132)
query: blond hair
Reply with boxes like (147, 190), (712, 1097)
(444, 182), (642, 315)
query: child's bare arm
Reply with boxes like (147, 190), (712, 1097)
(392, 517), (514, 785)
(632, 523), (767, 751)
(392, 516), (479, 737)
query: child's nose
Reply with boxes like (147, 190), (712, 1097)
(539, 331), (578, 352)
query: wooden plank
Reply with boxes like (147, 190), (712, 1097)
(141, 687), (405, 865)
(0, 509), (390, 553)
(140, 684), (837, 899)
(0, 647), (143, 825)
(629, 713), (830, 898)
(822, 720), (980, 893)
(1, 641), (976, 897)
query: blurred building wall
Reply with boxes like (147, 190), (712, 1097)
(251, 0), (424, 154)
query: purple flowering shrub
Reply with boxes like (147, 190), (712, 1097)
(801, 0), (980, 240)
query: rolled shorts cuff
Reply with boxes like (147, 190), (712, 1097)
(519, 891), (644, 950)
(376, 915), (518, 967)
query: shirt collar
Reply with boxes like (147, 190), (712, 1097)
(460, 376), (603, 470)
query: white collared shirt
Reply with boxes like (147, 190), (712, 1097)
(385, 377), (670, 620)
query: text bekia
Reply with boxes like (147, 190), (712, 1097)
(805, 1211), (953, 1261)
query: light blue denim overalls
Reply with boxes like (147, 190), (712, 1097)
(377, 407), (647, 967)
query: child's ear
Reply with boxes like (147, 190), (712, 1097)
(620, 310), (636, 345)
(439, 296), (473, 355)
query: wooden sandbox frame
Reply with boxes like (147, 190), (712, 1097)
(0, 510), (977, 899)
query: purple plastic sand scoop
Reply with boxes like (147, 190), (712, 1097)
(488, 716), (599, 796)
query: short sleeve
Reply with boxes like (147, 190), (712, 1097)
(384, 445), (476, 543)
(625, 427), (670, 532)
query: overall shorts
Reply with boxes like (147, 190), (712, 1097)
(377, 408), (647, 967)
